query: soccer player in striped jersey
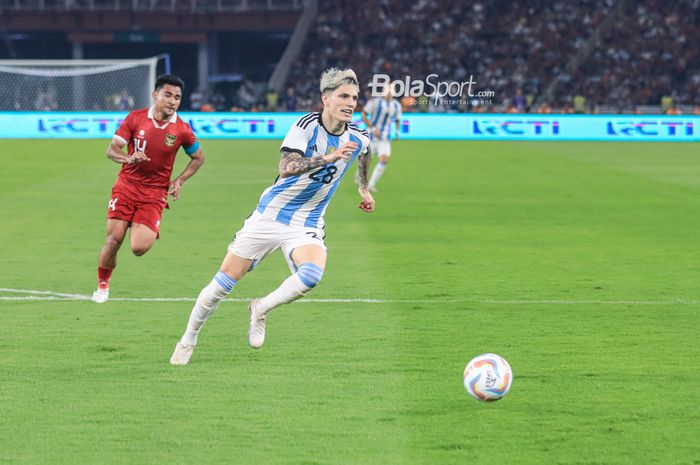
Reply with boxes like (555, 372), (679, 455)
(170, 68), (374, 365)
(361, 89), (401, 192)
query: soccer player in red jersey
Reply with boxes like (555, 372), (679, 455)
(92, 75), (204, 303)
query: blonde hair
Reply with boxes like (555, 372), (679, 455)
(319, 68), (359, 93)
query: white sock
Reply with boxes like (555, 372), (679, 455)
(256, 263), (323, 314)
(369, 161), (386, 188)
(181, 271), (236, 346)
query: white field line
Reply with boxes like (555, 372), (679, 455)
(0, 288), (698, 305)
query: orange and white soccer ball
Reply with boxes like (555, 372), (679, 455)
(463, 353), (513, 402)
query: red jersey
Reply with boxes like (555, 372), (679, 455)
(114, 107), (199, 189)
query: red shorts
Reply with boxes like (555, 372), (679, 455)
(106, 179), (169, 234)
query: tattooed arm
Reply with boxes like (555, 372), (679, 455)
(357, 145), (375, 213)
(356, 144), (371, 191)
(278, 150), (330, 178)
(279, 141), (358, 178)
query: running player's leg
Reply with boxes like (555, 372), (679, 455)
(94, 218), (129, 302)
(369, 141), (390, 192)
(255, 244), (326, 313)
(180, 251), (253, 346)
(129, 223), (157, 256)
(248, 243), (326, 349)
(98, 219), (129, 270)
(94, 181), (136, 301)
(172, 212), (275, 364)
(171, 251), (253, 365)
(129, 197), (166, 256)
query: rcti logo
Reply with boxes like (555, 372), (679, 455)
(187, 118), (276, 134)
(607, 121), (694, 136)
(38, 117), (122, 134)
(473, 120), (560, 136)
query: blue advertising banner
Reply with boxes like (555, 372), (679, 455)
(0, 112), (697, 141)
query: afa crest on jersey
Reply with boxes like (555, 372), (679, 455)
(165, 133), (177, 147)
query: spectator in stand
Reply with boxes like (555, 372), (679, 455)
(211, 91), (226, 112)
(35, 86), (58, 111)
(512, 90), (526, 112)
(114, 89), (135, 111)
(266, 89), (279, 111)
(236, 80), (257, 110)
(190, 89), (204, 111)
(400, 95), (416, 113)
(283, 86), (298, 111)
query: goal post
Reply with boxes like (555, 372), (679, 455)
(0, 57), (159, 111)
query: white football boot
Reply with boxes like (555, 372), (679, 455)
(170, 342), (195, 365)
(247, 299), (267, 349)
(91, 288), (109, 303)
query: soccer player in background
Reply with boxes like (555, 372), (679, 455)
(170, 68), (374, 365)
(92, 75), (204, 303)
(361, 88), (401, 192)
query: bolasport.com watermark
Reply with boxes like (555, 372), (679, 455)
(368, 74), (495, 106)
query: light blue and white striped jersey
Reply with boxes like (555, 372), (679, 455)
(363, 97), (402, 141)
(255, 112), (370, 229)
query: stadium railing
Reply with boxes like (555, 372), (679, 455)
(0, 0), (304, 12)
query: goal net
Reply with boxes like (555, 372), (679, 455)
(0, 57), (159, 111)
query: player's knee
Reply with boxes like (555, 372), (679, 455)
(380, 156), (390, 164)
(297, 262), (324, 289)
(131, 244), (151, 256)
(106, 234), (124, 250)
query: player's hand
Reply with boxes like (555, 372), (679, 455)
(168, 178), (182, 200)
(372, 127), (380, 138)
(128, 151), (150, 164)
(358, 187), (375, 213)
(325, 141), (357, 163)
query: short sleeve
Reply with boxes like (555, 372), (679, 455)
(350, 131), (369, 155)
(181, 122), (200, 156)
(114, 112), (134, 144)
(363, 98), (376, 116)
(280, 121), (310, 156)
(114, 113), (134, 144)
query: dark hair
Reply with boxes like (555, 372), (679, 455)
(155, 75), (185, 92)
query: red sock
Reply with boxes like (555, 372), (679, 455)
(98, 266), (114, 289)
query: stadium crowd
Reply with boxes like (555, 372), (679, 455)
(553, 0), (700, 112)
(276, 0), (700, 113)
(3, 0), (697, 113)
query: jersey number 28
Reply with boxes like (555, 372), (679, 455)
(309, 165), (338, 184)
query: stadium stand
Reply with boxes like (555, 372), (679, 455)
(0, 0), (698, 113)
(283, 0), (700, 113)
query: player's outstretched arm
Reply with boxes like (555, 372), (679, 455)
(169, 149), (204, 200)
(279, 142), (357, 178)
(357, 145), (375, 212)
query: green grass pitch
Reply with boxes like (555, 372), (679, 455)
(0, 139), (698, 465)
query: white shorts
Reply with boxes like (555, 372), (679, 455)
(228, 210), (326, 271)
(370, 139), (391, 157)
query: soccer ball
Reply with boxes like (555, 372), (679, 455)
(463, 353), (513, 402)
